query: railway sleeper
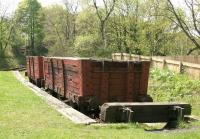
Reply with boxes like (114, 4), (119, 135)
(100, 102), (192, 128)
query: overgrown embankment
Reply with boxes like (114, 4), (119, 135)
(149, 69), (200, 116)
(0, 51), (25, 70)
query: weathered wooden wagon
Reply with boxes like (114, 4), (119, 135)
(26, 56), (191, 126)
(26, 56), (44, 87)
(43, 57), (152, 112)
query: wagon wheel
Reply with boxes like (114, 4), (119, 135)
(79, 105), (87, 114)
(28, 77), (32, 82)
(57, 93), (61, 100)
(137, 95), (153, 102)
(36, 79), (41, 88)
(69, 101), (78, 110)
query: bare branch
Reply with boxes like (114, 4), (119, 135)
(93, 0), (102, 20)
(104, 0), (116, 21)
(102, 0), (108, 13)
(46, 14), (64, 48)
(167, 0), (200, 52)
(187, 46), (199, 55)
(190, 0), (200, 35)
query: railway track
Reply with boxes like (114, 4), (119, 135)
(1, 66), (26, 71)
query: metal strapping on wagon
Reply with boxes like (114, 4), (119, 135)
(13, 71), (97, 124)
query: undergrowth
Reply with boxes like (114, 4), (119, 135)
(0, 49), (25, 70)
(149, 68), (200, 116)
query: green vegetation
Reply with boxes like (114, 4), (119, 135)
(0, 50), (25, 70)
(149, 68), (200, 116)
(0, 71), (200, 139)
(1, 0), (200, 69)
(1, 0), (200, 137)
(15, 0), (46, 55)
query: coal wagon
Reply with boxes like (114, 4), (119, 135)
(26, 56), (191, 126)
(26, 56), (44, 88)
(43, 57), (152, 112)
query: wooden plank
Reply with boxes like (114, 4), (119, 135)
(100, 102), (191, 123)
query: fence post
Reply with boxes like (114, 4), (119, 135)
(179, 62), (184, 74)
(112, 54), (115, 60)
(129, 53), (131, 60)
(162, 59), (166, 69)
(138, 55), (141, 61)
(119, 53), (121, 60)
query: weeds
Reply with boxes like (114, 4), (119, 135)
(149, 68), (200, 116)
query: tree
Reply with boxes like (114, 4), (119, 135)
(63, 0), (79, 42)
(140, 0), (174, 56)
(42, 5), (75, 56)
(93, 0), (116, 50)
(0, 1), (15, 56)
(75, 7), (101, 57)
(109, 0), (141, 54)
(167, 0), (200, 55)
(15, 0), (45, 55)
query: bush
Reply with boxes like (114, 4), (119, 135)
(74, 34), (101, 57)
(149, 68), (200, 102)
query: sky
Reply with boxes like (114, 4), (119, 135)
(0, 0), (64, 16)
(0, 0), (185, 16)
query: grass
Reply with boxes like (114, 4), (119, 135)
(0, 71), (200, 139)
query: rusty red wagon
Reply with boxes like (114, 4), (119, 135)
(26, 56), (44, 87)
(26, 56), (191, 125)
(43, 57), (152, 112)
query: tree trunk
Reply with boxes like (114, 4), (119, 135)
(187, 47), (199, 55)
(100, 21), (107, 49)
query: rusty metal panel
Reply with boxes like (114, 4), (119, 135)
(26, 56), (44, 87)
(35, 57), (152, 110)
(58, 60), (152, 106)
(44, 57), (84, 102)
(26, 56), (30, 77)
(52, 58), (63, 95)
(63, 59), (82, 100)
(86, 60), (151, 104)
(140, 61), (151, 95)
